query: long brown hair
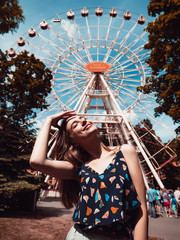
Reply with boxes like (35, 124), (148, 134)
(52, 117), (117, 209)
(52, 118), (90, 209)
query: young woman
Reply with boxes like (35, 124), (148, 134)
(30, 110), (148, 240)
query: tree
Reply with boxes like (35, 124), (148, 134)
(160, 138), (180, 189)
(0, 50), (52, 211)
(0, 50), (52, 157)
(138, 0), (180, 133)
(0, 0), (25, 34)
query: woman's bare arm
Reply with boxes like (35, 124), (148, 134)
(121, 144), (148, 240)
(30, 111), (77, 180)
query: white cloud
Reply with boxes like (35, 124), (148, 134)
(123, 109), (137, 122)
(61, 19), (76, 39)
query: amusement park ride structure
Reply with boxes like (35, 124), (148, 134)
(9, 7), (177, 191)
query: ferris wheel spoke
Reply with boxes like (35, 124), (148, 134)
(121, 84), (141, 95)
(54, 70), (87, 78)
(106, 31), (146, 65)
(48, 26), (74, 54)
(57, 77), (86, 88)
(108, 55), (138, 73)
(97, 16), (100, 62)
(69, 47), (88, 65)
(55, 66), (86, 73)
(103, 19), (125, 63)
(110, 42), (147, 69)
(109, 22), (138, 65)
(126, 31), (147, 50)
(63, 55), (88, 69)
(121, 68), (139, 73)
(110, 79), (140, 88)
(55, 84), (78, 94)
(114, 97), (129, 109)
(59, 18), (79, 48)
(107, 77), (138, 87)
(135, 52), (151, 63)
(40, 57), (57, 67)
(27, 41), (58, 59)
(55, 75), (88, 82)
(115, 92), (132, 108)
(107, 75), (141, 83)
(49, 26), (87, 66)
(66, 97), (80, 108)
(136, 100), (176, 136)
(105, 17), (113, 46)
(141, 94), (160, 107)
(73, 19), (93, 62)
(55, 82), (85, 93)
(123, 82), (141, 88)
(59, 20), (89, 65)
(53, 76), (76, 81)
(36, 33), (64, 53)
(59, 58), (87, 71)
(120, 86), (140, 99)
(66, 89), (85, 106)
(111, 49), (140, 69)
(85, 17), (92, 48)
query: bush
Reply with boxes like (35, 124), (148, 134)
(0, 156), (48, 212)
(0, 181), (41, 211)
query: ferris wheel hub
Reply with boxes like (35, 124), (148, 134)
(84, 62), (111, 73)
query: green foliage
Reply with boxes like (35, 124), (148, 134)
(0, 181), (39, 211)
(160, 138), (180, 189)
(138, 0), (180, 133)
(0, 3), (52, 212)
(0, 50), (52, 123)
(0, 0), (25, 34)
(0, 156), (48, 211)
(0, 49), (52, 211)
(0, 50), (52, 157)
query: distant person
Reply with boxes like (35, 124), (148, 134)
(160, 189), (165, 213)
(30, 111), (148, 240)
(162, 188), (170, 217)
(146, 185), (156, 218)
(154, 187), (162, 216)
(169, 193), (178, 219)
(174, 187), (180, 216)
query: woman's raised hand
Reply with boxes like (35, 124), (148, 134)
(48, 110), (76, 128)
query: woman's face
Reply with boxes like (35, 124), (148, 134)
(65, 116), (97, 145)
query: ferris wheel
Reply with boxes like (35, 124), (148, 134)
(9, 7), (177, 188)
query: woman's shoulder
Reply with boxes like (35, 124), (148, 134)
(106, 144), (136, 159)
(120, 144), (136, 153)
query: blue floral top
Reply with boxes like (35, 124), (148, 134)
(72, 150), (141, 238)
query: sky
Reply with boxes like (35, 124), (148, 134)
(0, 0), (178, 142)
(0, 0), (151, 51)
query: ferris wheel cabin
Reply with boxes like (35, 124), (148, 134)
(81, 7), (89, 17)
(28, 27), (36, 37)
(95, 7), (103, 16)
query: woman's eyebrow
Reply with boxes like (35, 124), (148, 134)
(79, 116), (85, 120)
(71, 119), (78, 128)
(71, 117), (86, 129)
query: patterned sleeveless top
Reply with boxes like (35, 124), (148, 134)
(72, 150), (141, 238)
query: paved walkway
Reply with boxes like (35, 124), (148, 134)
(37, 197), (180, 240)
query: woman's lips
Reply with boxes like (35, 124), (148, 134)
(83, 123), (92, 130)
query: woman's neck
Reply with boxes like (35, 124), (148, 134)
(80, 137), (103, 160)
